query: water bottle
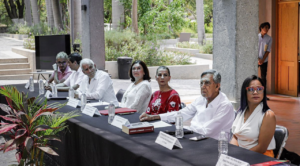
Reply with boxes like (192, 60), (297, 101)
(218, 131), (228, 157)
(69, 88), (74, 99)
(51, 83), (58, 97)
(175, 112), (184, 138)
(81, 93), (87, 111)
(108, 101), (115, 124)
(39, 79), (44, 95)
(29, 76), (34, 92)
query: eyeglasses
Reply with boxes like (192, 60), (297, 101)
(246, 86), (264, 94)
(56, 61), (67, 66)
(200, 81), (211, 87)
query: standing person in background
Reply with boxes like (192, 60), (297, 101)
(146, 66), (181, 115)
(121, 60), (152, 113)
(258, 22), (272, 98)
(48, 52), (72, 84)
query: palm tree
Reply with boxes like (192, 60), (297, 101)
(24, 0), (32, 26)
(45, 0), (54, 28)
(30, 0), (40, 25)
(131, 0), (138, 34)
(51, 0), (63, 29)
(196, 0), (205, 45)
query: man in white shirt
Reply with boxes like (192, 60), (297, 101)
(56, 52), (85, 91)
(75, 59), (119, 106)
(139, 69), (235, 139)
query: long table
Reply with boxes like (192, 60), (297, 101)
(0, 84), (277, 166)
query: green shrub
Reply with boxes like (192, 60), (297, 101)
(200, 43), (213, 54)
(205, 24), (213, 33)
(177, 41), (213, 54)
(18, 24), (31, 34)
(105, 30), (192, 66)
(23, 35), (35, 50)
(7, 24), (18, 34)
(177, 42), (202, 50)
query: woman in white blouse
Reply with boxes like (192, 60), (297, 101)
(230, 75), (276, 158)
(121, 60), (152, 113)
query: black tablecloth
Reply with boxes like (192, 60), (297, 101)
(0, 84), (277, 166)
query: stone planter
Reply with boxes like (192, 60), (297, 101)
(11, 47), (209, 80)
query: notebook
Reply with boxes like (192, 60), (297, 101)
(99, 108), (137, 115)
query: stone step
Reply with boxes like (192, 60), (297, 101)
(0, 68), (31, 75)
(0, 63), (30, 69)
(0, 74), (33, 80)
(0, 58), (28, 63)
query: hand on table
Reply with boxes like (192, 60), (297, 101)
(72, 84), (80, 90)
(44, 86), (52, 91)
(139, 112), (159, 121)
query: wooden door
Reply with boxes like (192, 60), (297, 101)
(277, 2), (299, 96)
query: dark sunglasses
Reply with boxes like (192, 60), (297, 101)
(246, 86), (264, 94)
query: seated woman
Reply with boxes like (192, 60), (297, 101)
(146, 66), (181, 115)
(120, 60), (152, 113)
(230, 75), (276, 158)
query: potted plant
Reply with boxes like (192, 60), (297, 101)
(0, 86), (80, 166)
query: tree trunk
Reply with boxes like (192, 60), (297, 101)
(51, 0), (63, 29)
(131, 0), (138, 34)
(15, 0), (25, 19)
(8, 0), (19, 19)
(24, 0), (32, 26)
(30, 0), (40, 24)
(70, 0), (81, 42)
(3, 0), (14, 19)
(45, 0), (54, 28)
(112, 0), (124, 30)
(196, 0), (205, 45)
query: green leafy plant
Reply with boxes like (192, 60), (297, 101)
(23, 36), (35, 50)
(105, 30), (192, 66)
(0, 86), (81, 166)
(177, 41), (213, 54)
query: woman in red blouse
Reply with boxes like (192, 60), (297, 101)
(146, 66), (181, 115)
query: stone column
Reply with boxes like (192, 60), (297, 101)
(82, 0), (106, 70)
(112, 0), (124, 30)
(213, 0), (259, 107)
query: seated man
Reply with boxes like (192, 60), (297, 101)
(75, 59), (119, 106)
(48, 52), (72, 84)
(56, 52), (85, 91)
(140, 69), (235, 139)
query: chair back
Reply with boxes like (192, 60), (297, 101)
(273, 125), (289, 159)
(116, 89), (126, 102)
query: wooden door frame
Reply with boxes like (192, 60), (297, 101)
(275, 0), (300, 94)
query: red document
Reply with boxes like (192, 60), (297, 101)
(99, 108), (137, 115)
